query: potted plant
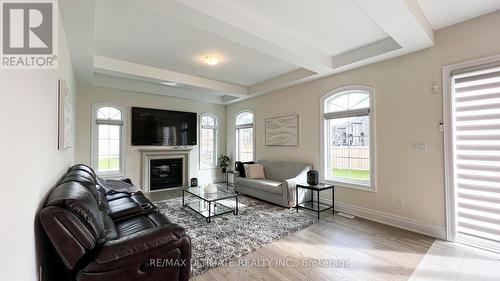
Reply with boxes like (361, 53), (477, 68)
(218, 154), (230, 173)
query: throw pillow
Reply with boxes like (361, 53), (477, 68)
(236, 161), (255, 178)
(246, 164), (266, 179)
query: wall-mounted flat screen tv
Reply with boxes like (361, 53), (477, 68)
(132, 107), (197, 146)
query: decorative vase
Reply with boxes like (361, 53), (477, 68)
(307, 170), (319, 186)
(190, 178), (198, 187)
(222, 167), (227, 173)
(203, 183), (217, 194)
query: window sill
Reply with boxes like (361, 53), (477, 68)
(97, 172), (126, 179)
(200, 165), (218, 170)
(323, 178), (376, 192)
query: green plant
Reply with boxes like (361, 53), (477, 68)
(218, 154), (230, 169)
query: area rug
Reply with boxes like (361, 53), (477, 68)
(155, 195), (317, 276)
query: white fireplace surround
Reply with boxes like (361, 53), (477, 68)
(140, 148), (192, 192)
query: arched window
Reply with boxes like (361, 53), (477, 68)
(235, 111), (255, 162)
(91, 104), (125, 176)
(321, 86), (375, 190)
(200, 113), (218, 168)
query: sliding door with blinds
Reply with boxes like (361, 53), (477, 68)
(450, 65), (500, 252)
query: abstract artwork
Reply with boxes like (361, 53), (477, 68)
(265, 114), (299, 146)
(58, 79), (72, 149)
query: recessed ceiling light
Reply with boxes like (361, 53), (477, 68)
(204, 55), (219, 66)
(161, 81), (178, 86)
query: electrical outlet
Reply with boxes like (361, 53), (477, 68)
(397, 199), (405, 208)
(431, 83), (440, 94)
(438, 122), (444, 132)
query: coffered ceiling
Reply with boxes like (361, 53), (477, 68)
(59, 0), (500, 104)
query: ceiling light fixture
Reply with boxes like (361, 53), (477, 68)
(204, 55), (219, 66)
(161, 81), (178, 86)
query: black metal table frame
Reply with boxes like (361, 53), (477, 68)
(182, 189), (238, 223)
(225, 170), (236, 189)
(296, 184), (335, 219)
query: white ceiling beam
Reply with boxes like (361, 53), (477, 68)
(353, 0), (434, 50)
(93, 55), (248, 97)
(332, 38), (401, 68)
(134, 0), (333, 74)
(248, 68), (316, 96)
(93, 73), (224, 104)
(59, 0), (95, 84)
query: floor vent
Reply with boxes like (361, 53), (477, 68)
(337, 212), (355, 219)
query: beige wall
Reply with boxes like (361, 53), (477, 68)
(75, 85), (226, 186)
(226, 12), (500, 229)
(0, 12), (76, 281)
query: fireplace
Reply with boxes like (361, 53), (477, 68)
(140, 148), (191, 192)
(150, 158), (183, 190)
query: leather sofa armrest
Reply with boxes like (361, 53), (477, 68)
(94, 224), (186, 264)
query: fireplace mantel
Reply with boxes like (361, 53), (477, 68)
(138, 146), (193, 153)
(140, 148), (191, 192)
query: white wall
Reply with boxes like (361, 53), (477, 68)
(226, 11), (500, 233)
(75, 85), (226, 186)
(0, 11), (76, 281)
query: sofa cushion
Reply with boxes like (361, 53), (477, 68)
(68, 164), (96, 180)
(235, 161), (255, 178)
(106, 192), (157, 220)
(59, 170), (102, 203)
(246, 164), (266, 179)
(105, 192), (130, 201)
(256, 160), (310, 181)
(115, 213), (172, 237)
(235, 177), (283, 194)
(44, 182), (107, 243)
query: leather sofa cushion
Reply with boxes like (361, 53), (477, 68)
(131, 192), (153, 205)
(235, 177), (283, 194)
(60, 170), (100, 200)
(101, 212), (118, 240)
(94, 223), (185, 264)
(116, 213), (172, 237)
(44, 182), (107, 243)
(105, 192), (130, 201)
(68, 164), (96, 180)
(108, 200), (143, 220)
(106, 192), (157, 220)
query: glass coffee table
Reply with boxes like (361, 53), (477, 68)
(182, 186), (238, 223)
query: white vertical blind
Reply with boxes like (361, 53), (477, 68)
(453, 66), (500, 251)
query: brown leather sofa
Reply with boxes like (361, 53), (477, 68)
(39, 164), (191, 281)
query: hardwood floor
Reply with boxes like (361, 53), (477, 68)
(409, 240), (500, 281)
(145, 188), (435, 281)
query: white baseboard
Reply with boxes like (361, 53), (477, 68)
(321, 198), (447, 240)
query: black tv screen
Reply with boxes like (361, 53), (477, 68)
(132, 107), (197, 146)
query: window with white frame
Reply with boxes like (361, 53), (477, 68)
(92, 105), (125, 176)
(200, 113), (217, 168)
(235, 111), (254, 162)
(322, 87), (374, 189)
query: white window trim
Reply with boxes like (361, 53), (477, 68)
(442, 53), (500, 242)
(91, 103), (127, 178)
(320, 85), (377, 192)
(234, 110), (256, 162)
(199, 112), (218, 169)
